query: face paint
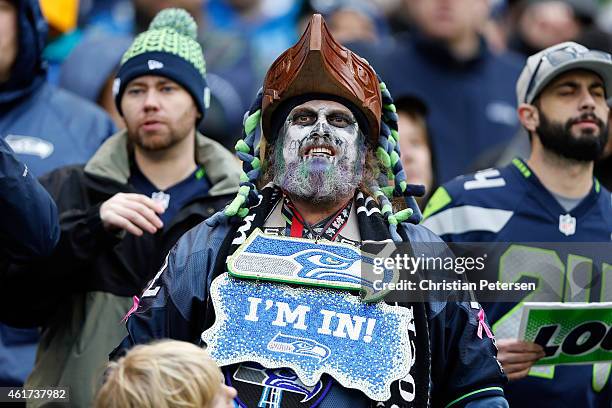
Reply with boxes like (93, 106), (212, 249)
(273, 100), (366, 204)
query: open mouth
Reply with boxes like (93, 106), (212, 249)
(302, 145), (336, 160)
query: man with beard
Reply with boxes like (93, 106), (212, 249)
(112, 14), (508, 408)
(0, 9), (240, 408)
(423, 41), (612, 407)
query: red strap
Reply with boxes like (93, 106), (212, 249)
(290, 216), (304, 237)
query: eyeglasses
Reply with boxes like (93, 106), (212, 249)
(524, 46), (612, 103)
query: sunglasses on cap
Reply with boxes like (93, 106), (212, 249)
(524, 45), (612, 103)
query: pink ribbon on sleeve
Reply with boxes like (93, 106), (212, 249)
(477, 308), (494, 339)
(121, 296), (140, 323)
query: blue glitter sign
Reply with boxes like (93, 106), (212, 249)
(227, 230), (397, 302)
(201, 274), (413, 401)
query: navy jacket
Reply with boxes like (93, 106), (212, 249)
(0, 137), (58, 261)
(352, 33), (522, 184)
(0, 0), (115, 178)
(0, 0), (114, 387)
(0, 140), (60, 388)
(113, 212), (508, 407)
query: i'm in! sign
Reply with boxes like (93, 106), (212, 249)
(201, 274), (414, 401)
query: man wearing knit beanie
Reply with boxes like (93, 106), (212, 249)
(113, 7), (210, 125)
(0, 8), (240, 408)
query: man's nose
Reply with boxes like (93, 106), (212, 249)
(579, 89), (597, 112)
(143, 89), (160, 111)
(310, 120), (331, 137)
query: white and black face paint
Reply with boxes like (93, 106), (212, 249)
(273, 100), (366, 204)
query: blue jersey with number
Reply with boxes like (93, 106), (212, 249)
(422, 158), (612, 408)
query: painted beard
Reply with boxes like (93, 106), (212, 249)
(273, 124), (365, 204)
(537, 110), (608, 162)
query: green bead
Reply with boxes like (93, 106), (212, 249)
(225, 195), (245, 216)
(235, 140), (250, 153)
(384, 104), (396, 113)
(376, 147), (391, 168)
(390, 151), (400, 167)
(244, 110), (261, 136)
(394, 208), (414, 223)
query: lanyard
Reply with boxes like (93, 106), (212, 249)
(282, 195), (352, 242)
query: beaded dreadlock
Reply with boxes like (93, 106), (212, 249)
(224, 78), (425, 242)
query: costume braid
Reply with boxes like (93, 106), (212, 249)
(375, 79), (424, 229)
(224, 89), (264, 220)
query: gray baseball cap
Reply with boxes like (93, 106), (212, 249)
(516, 41), (612, 105)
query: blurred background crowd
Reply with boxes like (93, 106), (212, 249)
(16, 0), (612, 199)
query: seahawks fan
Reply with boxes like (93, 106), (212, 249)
(423, 42), (612, 407)
(113, 14), (508, 408)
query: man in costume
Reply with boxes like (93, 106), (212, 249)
(114, 15), (508, 408)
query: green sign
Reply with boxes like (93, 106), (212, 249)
(519, 302), (612, 365)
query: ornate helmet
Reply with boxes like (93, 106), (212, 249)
(224, 14), (424, 235)
(261, 14), (382, 144)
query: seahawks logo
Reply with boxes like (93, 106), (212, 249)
(267, 333), (331, 362)
(229, 363), (328, 408)
(228, 230), (397, 301)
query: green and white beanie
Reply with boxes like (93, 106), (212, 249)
(113, 8), (210, 122)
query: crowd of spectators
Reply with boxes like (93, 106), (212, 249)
(21, 0), (612, 189)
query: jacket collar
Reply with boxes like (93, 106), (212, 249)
(84, 130), (240, 197)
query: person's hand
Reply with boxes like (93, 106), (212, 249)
(496, 339), (546, 381)
(100, 193), (164, 236)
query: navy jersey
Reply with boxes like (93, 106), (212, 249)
(422, 158), (612, 408)
(129, 164), (211, 226)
